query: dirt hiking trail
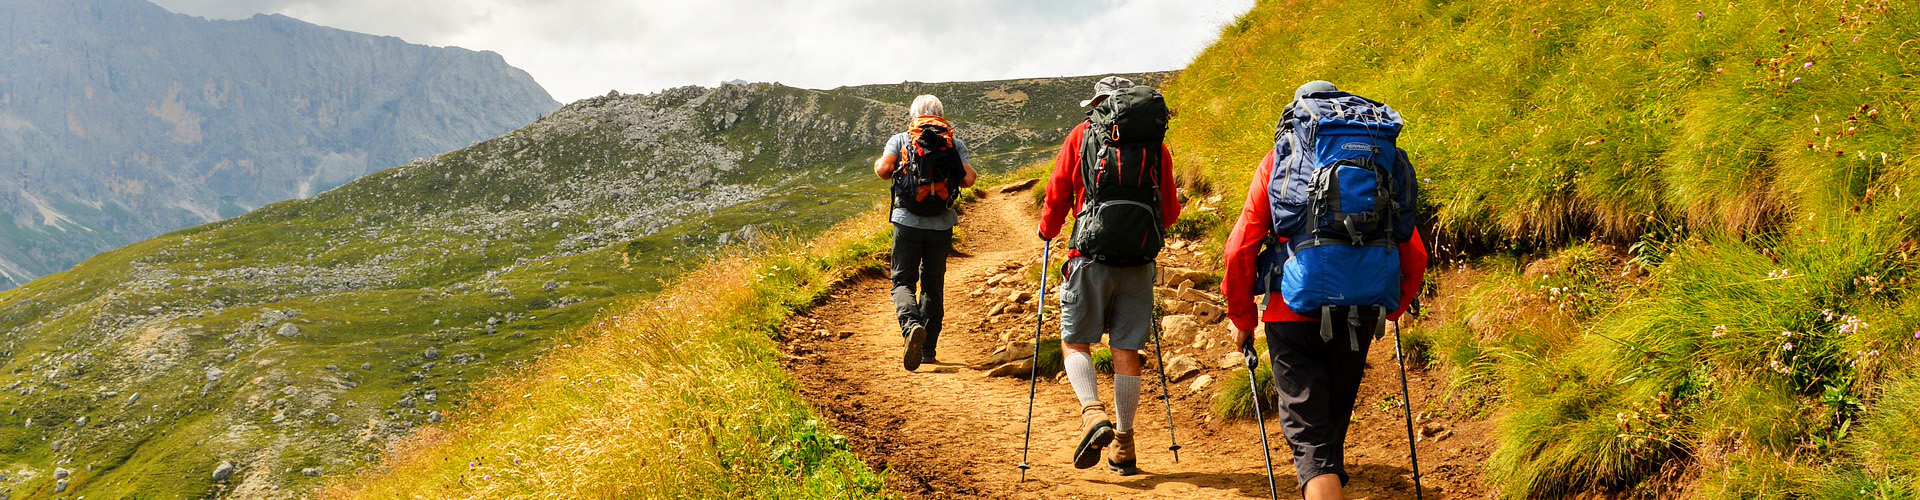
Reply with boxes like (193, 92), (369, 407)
(783, 184), (1497, 499)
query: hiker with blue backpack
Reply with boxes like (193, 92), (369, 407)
(1035, 76), (1181, 475)
(875, 94), (978, 372)
(1221, 81), (1430, 500)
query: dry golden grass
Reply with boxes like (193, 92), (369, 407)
(319, 210), (893, 499)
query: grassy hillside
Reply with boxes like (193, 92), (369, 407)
(1166, 0), (1919, 497)
(319, 204), (900, 500)
(0, 73), (1153, 499)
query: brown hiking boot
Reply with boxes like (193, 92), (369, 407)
(1107, 430), (1139, 475)
(1072, 403), (1114, 469)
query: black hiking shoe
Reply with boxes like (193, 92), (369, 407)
(903, 323), (927, 371)
(1073, 403), (1115, 469)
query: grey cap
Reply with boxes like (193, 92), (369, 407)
(1293, 80), (1338, 101)
(1080, 76), (1136, 107)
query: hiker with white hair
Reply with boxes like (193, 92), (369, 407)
(874, 94), (977, 371)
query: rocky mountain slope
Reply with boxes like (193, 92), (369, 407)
(0, 72), (1167, 499)
(0, 0), (560, 290)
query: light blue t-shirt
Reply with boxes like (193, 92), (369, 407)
(883, 132), (971, 231)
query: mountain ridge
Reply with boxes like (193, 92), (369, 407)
(0, 0), (561, 290)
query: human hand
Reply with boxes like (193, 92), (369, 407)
(1233, 328), (1254, 354)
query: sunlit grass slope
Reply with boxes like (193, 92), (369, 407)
(321, 211), (895, 499)
(1166, 0), (1920, 498)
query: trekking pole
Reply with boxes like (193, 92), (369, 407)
(1149, 308), (1182, 462)
(1017, 242), (1053, 481)
(1243, 341), (1280, 500)
(1392, 318), (1426, 499)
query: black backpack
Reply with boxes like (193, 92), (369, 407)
(892, 116), (965, 216)
(1068, 86), (1171, 267)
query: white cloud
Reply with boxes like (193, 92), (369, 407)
(149, 0), (1254, 103)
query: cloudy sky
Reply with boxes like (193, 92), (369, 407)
(146, 0), (1255, 103)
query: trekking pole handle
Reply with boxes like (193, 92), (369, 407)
(1241, 342), (1258, 370)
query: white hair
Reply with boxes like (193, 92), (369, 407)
(909, 94), (944, 118)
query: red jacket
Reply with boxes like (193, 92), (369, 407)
(1221, 150), (1428, 331)
(1038, 121), (1183, 261)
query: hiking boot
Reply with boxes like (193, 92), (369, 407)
(1072, 403), (1115, 469)
(920, 352), (938, 365)
(1107, 430), (1139, 475)
(902, 323), (927, 371)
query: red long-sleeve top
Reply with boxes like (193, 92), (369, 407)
(1038, 121), (1183, 262)
(1221, 150), (1429, 331)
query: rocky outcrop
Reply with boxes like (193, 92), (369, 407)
(0, 0), (560, 290)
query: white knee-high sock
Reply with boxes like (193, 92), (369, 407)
(1064, 350), (1101, 407)
(1114, 374), (1141, 432)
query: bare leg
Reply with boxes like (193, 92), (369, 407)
(1304, 473), (1344, 500)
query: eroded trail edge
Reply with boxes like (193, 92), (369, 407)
(783, 185), (1495, 499)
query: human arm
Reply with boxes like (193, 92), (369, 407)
(1223, 150), (1278, 340)
(1387, 229), (1428, 321)
(1157, 143), (1182, 227)
(955, 138), (978, 188)
(874, 134), (904, 180)
(1037, 122), (1089, 240)
(874, 154), (898, 180)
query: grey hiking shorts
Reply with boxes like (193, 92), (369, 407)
(1058, 257), (1156, 351)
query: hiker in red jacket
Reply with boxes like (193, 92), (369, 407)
(1037, 76), (1181, 474)
(1220, 80), (1428, 499)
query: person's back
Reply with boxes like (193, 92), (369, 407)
(1221, 80), (1429, 499)
(873, 95), (977, 371)
(1036, 76), (1181, 474)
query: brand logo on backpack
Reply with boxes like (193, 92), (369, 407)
(1069, 86), (1170, 267)
(1254, 90), (1419, 325)
(893, 116), (964, 217)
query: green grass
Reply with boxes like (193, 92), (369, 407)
(321, 213), (896, 499)
(1165, 0), (1920, 497)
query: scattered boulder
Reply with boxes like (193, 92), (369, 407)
(53, 467), (70, 479)
(1217, 352), (1245, 369)
(301, 467), (322, 477)
(1161, 315), (1203, 345)
(127, 393), (140, 405)
(1179, 287), (1224, 305)
(987, 303), (1007, 316)
(1008, 291), (1033, 304)
(976, 341), (1037, 369)
(54, 479), (68, 493)
(361, 362), (373, 370)
(275, 323), (301, 337)
(543, 280), (560, 292)
(423, 347), (441, 360)
(325, 413), (341, 424)
(1165, 355), (1202, 382)
(987, 359), (1034, 378)
(205, 366), (225, 382)
(1189, 374), (1214, 392)
(1191, 302), (1227, 323)
(427, 411), (443, 423)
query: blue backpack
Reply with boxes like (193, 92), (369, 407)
(1252, 90), (1417, 347)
